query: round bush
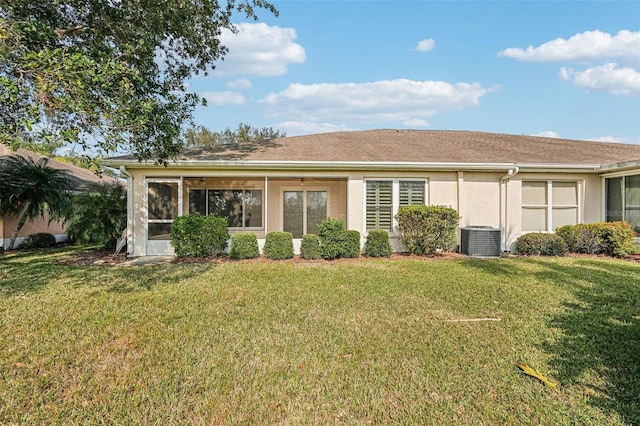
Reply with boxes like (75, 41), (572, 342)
(19, 232), (57, 249)
(230, 232), (259, 260)
(515, 233), (567, 256)
(300, 234), (321, 260)
(343, 230), (361, 258)
(556, 222), (636, 257)
(365, 229), (392, 257)
(318, 217), (347, 260)
(396, 205), (459, 255)
(171, 214), (229, 258)
(263, 231), (294, 260)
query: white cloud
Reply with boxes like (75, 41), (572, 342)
(559, 63), (640, 96)
(260, 79), (495, 124)
(275, 121), (355, 136)
(498, 30), (640, 65)
(214, 23), (306, 76)
(403, 118), (430, 127)
(201, 91), (246, 106)
(587, 136), (629, 144)
(225, 79), (253, 90)
(533, 131), (560, 138)
(414, 38), (435, 52)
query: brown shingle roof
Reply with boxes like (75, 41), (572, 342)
(0, 145), (121, 191)
(109, 130), (640, 165)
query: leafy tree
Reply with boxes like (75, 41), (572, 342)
(184, 123), (286, 147)
(65, 183), (126, 249)
(0, 155), (72, 249)
(0, 1), (277, 163)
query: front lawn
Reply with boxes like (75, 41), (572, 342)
(1, 248), (639, 425)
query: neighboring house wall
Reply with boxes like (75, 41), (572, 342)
(1, 212), (67, 250)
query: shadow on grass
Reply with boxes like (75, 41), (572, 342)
(0, 249), (216, 296)
(468, 257), (640, 424)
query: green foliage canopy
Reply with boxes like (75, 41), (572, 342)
(0, 0), (277, 163)
(184, 123), (285, 147)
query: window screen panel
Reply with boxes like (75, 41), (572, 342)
(522, 207), (547, 232)
(552, 182), (578, 206)
(522, 181), (546, 206)
(189, 189), (207, 215)
(148, 182), (178, 220)
(552, 207), (578, 229)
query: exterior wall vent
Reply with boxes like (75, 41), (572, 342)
(460, 226), (502, 258)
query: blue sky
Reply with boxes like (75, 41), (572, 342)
(187, 1), (640, 144)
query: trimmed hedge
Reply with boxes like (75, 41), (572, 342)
(171, 214), (229, 258)
(555, 221), (636, 257)
(300, 234), (322, 260)
(318, 218), (347, 260)
(263, 231), (294, 260)
(365, 229), (392, 258)
(396, 205), (459, 255)
(229, 232), (260, 260)
(19, 232), (57, 249)
(515, 233), (568, 256)
(343, 230), (362, 258)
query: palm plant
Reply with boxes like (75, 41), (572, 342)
(65, 183), (126, 249)
(0, 155), (72, 250)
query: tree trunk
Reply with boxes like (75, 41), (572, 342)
(8, 201), (31, 250)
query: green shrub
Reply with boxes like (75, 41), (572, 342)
(515, 233), (568, 256)
(171, 214), (229, 258)
(365, 229), (392, 258)
(343, 230), (362, 258)
(395, 205), (459, 255)
(263, 231), (294, 260)
(318, 217), (347, 260)
(556, 221), (636, 257)
(19, 232), (57, 249)
(65, 183), (126, 249)
(300, 234), (322, 260)
(229, 232), (259, 260)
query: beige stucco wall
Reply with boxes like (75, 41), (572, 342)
(122, 166), (607, 256)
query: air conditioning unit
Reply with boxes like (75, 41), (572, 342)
(460, 226), (502, 258)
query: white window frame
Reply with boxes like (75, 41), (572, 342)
(521, 180), (581, 233)
(280, 187), (330, 237)
(364, 178), (428, 234)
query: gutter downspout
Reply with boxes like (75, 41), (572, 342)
(119, 165), (134, 257)
(499, 166), (520, 252)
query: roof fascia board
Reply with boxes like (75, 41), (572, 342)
(597, 159), (640, 175)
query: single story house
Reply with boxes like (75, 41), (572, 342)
(104, 130), (640, 256)
(0, 144), (120, 249)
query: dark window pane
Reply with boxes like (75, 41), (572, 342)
(189, 189), (207, 215)
(307, 191), (327, 235)
(148, 182), (178, 220)
(148, 223), (172, 240)
(209, 190), (243, 227)
(244, 190), (263, 228)
(606, 177), (623, 222)
(283, 191), (304, 238)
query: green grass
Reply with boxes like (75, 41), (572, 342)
(1, 248), (639, 425)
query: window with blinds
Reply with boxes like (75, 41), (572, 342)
(366, 180), (426, 232)
(400, 181), (425, 206)
(366, 181), (393, 231)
